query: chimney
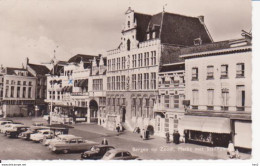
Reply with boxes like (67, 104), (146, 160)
(198, 15), (204, 23)
(23, 57), (29, 69)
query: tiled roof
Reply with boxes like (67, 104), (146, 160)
(135, 11), (213, 46)
(160, 44), (184, 65)
(134, 13), (152, 42)
(159, 63), (185, 72)
(6, 67), (27, 75)
(159, 12), (213, 46)
(68, 54), (96, 63)
(28, 63), (50, 75)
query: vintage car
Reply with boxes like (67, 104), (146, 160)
(81, 145), (115, 160)
(30, 129), (54, 142)
(5, 125), (29, 138)
(102, 149), (140, 160)
(0, 120), (13, 133)
(43, 134), (76, 146)
(48, 136), (98, 154)
(18, 126), (49, 140)
(32, 122), (45, 126)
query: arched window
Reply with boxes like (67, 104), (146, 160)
(127, 39), (131, 51)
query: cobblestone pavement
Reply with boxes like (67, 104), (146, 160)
(0, 117), (251, 160)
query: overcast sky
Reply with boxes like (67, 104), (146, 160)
(0, 0), (251, 68)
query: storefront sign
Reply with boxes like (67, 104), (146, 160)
(75, 117), (87, 122)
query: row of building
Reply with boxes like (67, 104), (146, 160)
(0, 7), (252, 150)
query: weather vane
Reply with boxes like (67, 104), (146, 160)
(163, 3), (167, 12)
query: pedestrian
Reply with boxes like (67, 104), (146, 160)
(227, 140), (235, 155)
(101, 138), (108, 145)
(165, 132), (170, 143)
(172, 131), (176, 144)
(116, 124), (120, 133)
(119, 123), (123, 132)
(175, 131), (180, 144)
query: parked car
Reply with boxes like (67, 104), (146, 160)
(18, 126), (49, 140)
(102, 149), (140, 160)
(32, 122), (45, 126)
(30, 129), (54, 142)
(5, 125), (29, 138)
(48, 136), (98, 154)
(0, 120), (13, 132)
(1, 123), (14, 134)
(81, 145), (115, 160)
(43, 134), (76, 146)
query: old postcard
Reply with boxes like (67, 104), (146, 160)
(0, 0), (253, 163)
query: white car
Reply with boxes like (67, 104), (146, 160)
(3, 124), (25, 135)
(1, 124), (14, 134)
(43, 134), (76, 146)
(0, 121), (13, 133)
(30, 129), (54, 142)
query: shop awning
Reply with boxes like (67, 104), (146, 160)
(79, 79), (88, 87)
(179, 116), (231, 134)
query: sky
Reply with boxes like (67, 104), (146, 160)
(0, 0), (251, 68)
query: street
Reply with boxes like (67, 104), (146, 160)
(0, 117), (251, 160)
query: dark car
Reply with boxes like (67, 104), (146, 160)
(81, 145), (115, 160)
(6, 126), (29, 138)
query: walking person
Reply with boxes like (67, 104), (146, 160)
(227, 140), (235, 158)
(101, 138), (108, 145)
(116, 124), (120, 133)
(165, 132), (170, 143)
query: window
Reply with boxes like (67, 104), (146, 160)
(132, 98), (137, 117)
(147, 33), (150, 40)
(138, 74), (142, 90)
(23, 81), (26, 85)
(151, 73), (156, 89)
(93, 79), (103, 91)
(122, 57), (126, 70)
(144, 73), (149, 89)
(236, 85), (245, 111)
(164, 95), (170, 108)
(123, 152), (131, 157)
(146, 52), (149, 66)
(221, 65), (228, 78)
(140, 53), (143, 67)
(107, 77), (111, 90)
(192, 89), (199, 109)
(29, 81), (32, 86)
(108, 60), (111, 71)
(17, 81), (21, 85)
(174, 95), (179, 108)
(207, 66), (214, 79)
(116, 76), (120, 90)
(117, 58), (120, 70)
(6, 80), (9, 85)
(5, 86), (9, 97)
(151, 51), (156, 65)
(139, 98), (143, 117)
(10, 86), (14, 98)
(28, 87), (32, 98)
(115, 152), (122, 158)
(236, 63), (245, 77)
(132, 74), (136, 90)
(121, 76), (125, 90)
(144, 53), (147, 66)
(221, 88), (229, 111)
(127, 39), (131, 51)
(112, 77), (116, 90)
(112, 59), (115, 71)
(127, 21), (130, 28)
(22, 87), (26, 98)
(192, 67), (198, 80)
(207, 89), (214, 110)
(17, 87), (20, 98)
(132, 54), (137, 68)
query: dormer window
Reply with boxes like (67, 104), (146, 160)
(194, 38), (202, 46)
(147, 33), (150, 40)
(152, 32), (156, 39)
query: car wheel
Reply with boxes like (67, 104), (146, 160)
(39, 139), (43, 143)
(63, 149), (69, 154)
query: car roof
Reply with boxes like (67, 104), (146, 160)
(57, 135), (76, 139)
(107, 149), (129, 153)
(94, 145), (115, 148)
(38, 129), (52, 132)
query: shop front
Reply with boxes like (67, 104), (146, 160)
(179, 115), (232, 147)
